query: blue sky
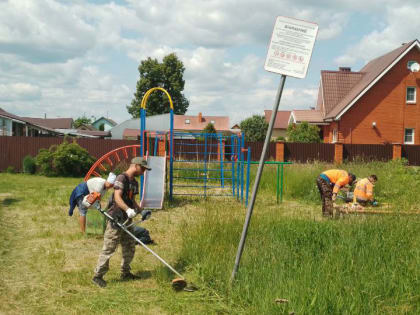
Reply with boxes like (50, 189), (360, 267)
(1, 0), (419, 125)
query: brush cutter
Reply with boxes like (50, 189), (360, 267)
(96, 207), (195, 292)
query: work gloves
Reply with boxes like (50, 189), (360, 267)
(126, 209), (152, 220)
(141, 210), (152, 221)
(126, 208), (137, 218)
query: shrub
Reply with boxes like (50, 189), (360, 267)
(22, 155), (36, 174)
(35, 148), (55, 176)
(35, 138), (95, 177)
(5, 166), (15, 173)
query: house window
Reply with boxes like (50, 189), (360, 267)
(404, 128), (415, 144)
(185, 119), (190, 124)
(332, 129), (338, 143)
(210, 120), (215, 124)
(406, 87), (416, 103)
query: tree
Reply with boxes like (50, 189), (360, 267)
(74, 116), (92, 128)
(239, 115), (268, 142)
(286, 122), (321, 143)
(127, 53), (189, 117)
(203, 122), (217, 134)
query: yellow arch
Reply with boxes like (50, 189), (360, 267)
(140, 87), (174, 110)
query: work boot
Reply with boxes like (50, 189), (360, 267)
(92, 276), (107, 288)
(121, 272), (140, 281)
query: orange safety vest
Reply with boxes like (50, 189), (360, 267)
(322, 169), (351, 194)
(353, 178), (374, 202)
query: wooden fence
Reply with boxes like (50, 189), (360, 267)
(0, 136), (138, 172)
(3, 136), (420, 172)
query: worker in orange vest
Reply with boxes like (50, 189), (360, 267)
(316, 169), (356, 216)
(353, 175), (378, 206)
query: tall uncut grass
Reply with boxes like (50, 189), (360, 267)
(180, 204), (420, 314)
(177, 160), (420, 314)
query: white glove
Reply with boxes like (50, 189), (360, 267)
(126, 208), (137, 219)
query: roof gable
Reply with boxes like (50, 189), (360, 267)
(321, 71), (365, 116)
(328, 40), (420, 119)
(93, 117), (117, 126)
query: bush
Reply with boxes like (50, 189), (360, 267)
(22, 155), (36, 174)
(35, 148), (55, 176)
(287, 122), (321, 143)
(276, 136), (286, 141)
(5, 166), (15, 173)
(35, 138), (95, 177)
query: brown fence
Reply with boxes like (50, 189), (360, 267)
(5, 136), (420, 172)
(172, 139), (219, 161)
(343, 144), (393, 162)
(284, 143), (335, 163)
(244, 141), (276, 161)
(0, 136), (139, 172)
(402, 145), (420, 165)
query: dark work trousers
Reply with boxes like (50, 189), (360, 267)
(316, 176), (333, 216)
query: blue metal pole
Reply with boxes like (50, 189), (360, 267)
(245, 147), (251, 207)
(240, 134), (245, 202)
(231, 135), (235, 196)
(220, 135), (224, 188)
(236, 136), (240, 200)
(169, 109), (174, 200)
(140, 108), (146, 200)
(204, 133), (208, 198)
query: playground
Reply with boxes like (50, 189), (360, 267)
(1, 88), (418, 313)
(1, 157), (420, 314)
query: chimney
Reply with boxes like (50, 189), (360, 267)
(198, 112), (202, 122)
(44, 113), (46, 119)
(339, 67), (351, 72)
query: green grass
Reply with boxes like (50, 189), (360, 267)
(180, 206), (420, 314)
(1, 161), (420, 314)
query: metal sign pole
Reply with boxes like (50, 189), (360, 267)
(231, 74), (287, 282)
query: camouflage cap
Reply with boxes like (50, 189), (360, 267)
(131, 157), (152, 170)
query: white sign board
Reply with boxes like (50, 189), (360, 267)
(264, 16), (318, 79)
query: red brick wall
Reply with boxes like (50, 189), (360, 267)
(336, 49), (420, 144)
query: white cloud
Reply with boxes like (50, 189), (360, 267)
(0, 83), (41, 101)
(335, 4), (420, 66)
(2, 0), (419, 128)
(0, 0), (96, 63)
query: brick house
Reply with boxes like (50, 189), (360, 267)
(290, 39), (420, 144)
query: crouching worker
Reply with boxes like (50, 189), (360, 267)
(353, 175), (378, 207)
(69, 172), (116, 233)
(316, 169), (356, 216)
(92, 157), (151, 288)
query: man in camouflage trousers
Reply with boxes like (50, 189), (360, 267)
(316, 169), (356, 217)
(92, 157), (151, 288)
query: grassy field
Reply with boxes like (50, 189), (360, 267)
(1, 160), (419, 314)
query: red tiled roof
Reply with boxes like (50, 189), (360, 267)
(264, 110), (291, 129)
(174, 114), (230, 131)
(320, 71), (365, 116)
(326, 40), (418, 119)
(292, 110), (324, 123)
(22, 117), (73, 129)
